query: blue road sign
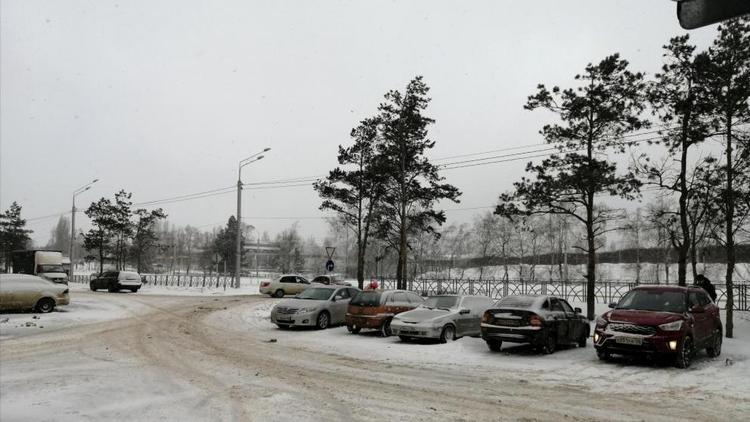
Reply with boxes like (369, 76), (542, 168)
(326, 259), (334, 272)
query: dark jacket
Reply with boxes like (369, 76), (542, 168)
(695, 277), (717, 302)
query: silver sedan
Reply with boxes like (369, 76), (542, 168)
(270, 285), (360, 329)
(390, 295), (494, 343)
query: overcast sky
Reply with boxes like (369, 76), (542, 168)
(1, 0), (722, 246)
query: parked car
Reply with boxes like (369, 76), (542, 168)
(346, 290), (424, 336)
(259, 274), (312, 297)
(271, 285), (360, 329)
(0, 274), (70, 313)
(594, 285), (722, 368)
(89, 271), (143, 292)
(310, 274), (352, 286)
(391, 295), (495, 343)
(481, 295), (589, 354)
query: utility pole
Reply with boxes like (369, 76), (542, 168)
(235, 148), (270, 288)
(70, 179), (98, 281)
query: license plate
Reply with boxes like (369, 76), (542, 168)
(615, 336), (642, 345)
(496, 319), (521, 326)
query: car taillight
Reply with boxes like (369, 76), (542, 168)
(482, 311), (492, 323)
(529, 315), (543, 327)
(261, 282), (270, 287)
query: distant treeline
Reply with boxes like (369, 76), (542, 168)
(429, 244), (750, 269)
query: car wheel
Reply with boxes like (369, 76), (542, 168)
(35, 298), (55, 313)
(543, 332), (557, 354)
(675, 336), (694, 369)
(316, 311), (330, 330)
(380, 319), (392, 337)
(706, 329), (722, 358)
(486, 340), (502, 352)
(89, 283), (96, 291)
(273, 289), (285, 298)
(398, 335), (411, 342)
(439, 325), (456, 344)
(596, 348), (610, 361)
(578, 329), (589, 348)
(347, 325), (361, 334)
(130, 288), (138, 293)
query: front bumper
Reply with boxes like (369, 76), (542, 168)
(481, 323), (545, 346)
(390, 321), (442, 338)
(346, 313), (387, 329)
(271, 310), (317, 327)
(593, 327), (684, 355)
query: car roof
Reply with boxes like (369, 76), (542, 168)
(495, 294), (550, 309)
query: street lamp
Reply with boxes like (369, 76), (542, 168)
(70, 178), (99, 282)
(235, 148), (270, 288)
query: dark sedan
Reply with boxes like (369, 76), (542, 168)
(481, 295), (590, 354)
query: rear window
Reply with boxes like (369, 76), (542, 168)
(350, 291), (382, 307)
(496, 296), (537, 309)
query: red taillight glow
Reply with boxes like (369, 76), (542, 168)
(482, 311), (492, 323)
(529, 315), (543, 327)
(261, 282), (270, 287)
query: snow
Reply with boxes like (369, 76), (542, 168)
(206, 299), (750, 403)
(0, 293), (149, 341)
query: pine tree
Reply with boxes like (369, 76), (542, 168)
(0, 202), (33, 271)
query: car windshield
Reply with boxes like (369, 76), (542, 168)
(616, 290), (686, 313)
(312, 276), (329, 283)
(37, 265), (65, 273)
(297, 288), (334, 301)
(422, 296), (458, 310)
(350, 291), (381, 307)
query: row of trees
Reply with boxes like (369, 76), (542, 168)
(497, 19), (749, 334)
(0, 202), (33, 271)
(317, 19), (749, 337)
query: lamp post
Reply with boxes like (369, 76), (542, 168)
(70, 178), (99, 282)
(235, 148), (270, 288)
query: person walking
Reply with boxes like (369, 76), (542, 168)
(694, 274), (717, 302)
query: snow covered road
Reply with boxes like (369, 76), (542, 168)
(1, 291), (748, 421)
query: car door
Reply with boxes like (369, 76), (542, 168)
(559, 299), (581, 343)
(688, 291), (712, 345)
(0, 277), (20, 310)
(548, 298), (570, 344)
(330, 288), (350, 323)
(454, 297), (473, 336)
(294, 276), (309, 294)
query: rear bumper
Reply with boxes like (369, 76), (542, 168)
(481, 323), (545, 345)
(594, 328), (684, 355)
(57, 294), (70, 306)
(117, 282), (142, 289)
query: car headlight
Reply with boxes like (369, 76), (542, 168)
(298, 307), (318, 313)
(659, 320), (683, 331)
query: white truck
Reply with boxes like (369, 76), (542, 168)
(11, 250), (69, 284)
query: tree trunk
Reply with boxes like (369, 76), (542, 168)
(677, 131), (690, 286)
(725, 116), (734, 338)
(586, 209), (596, 321)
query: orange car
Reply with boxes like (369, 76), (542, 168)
(346, 289), (424, 336)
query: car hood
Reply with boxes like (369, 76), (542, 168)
(608, 309), (683, 325)
(275, 298), (325, 309)
(395, 308), (454, 323)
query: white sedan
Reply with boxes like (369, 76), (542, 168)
(0, 274), (70, 313)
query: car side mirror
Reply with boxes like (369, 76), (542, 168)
(574, 307), (582, 314)
(459, 308), (470, 315)
(690, 305), (705, 313)
(608, 302), (617, 309)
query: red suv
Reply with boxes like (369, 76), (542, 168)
(594, 286), (722, 368)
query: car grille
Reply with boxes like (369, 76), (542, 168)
(609, 323), (656, 336)
(276, 307), (298, 315)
